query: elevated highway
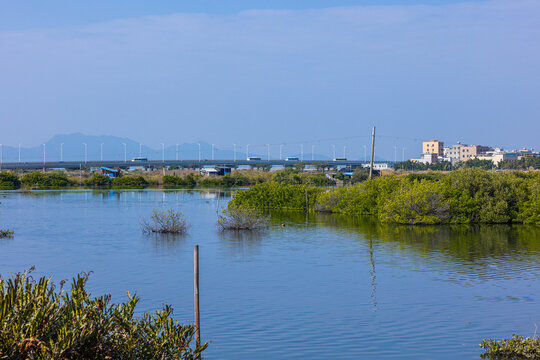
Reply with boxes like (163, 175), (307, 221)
(0, 159), (376, 171)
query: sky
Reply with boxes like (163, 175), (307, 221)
(1, 0), (539, 160)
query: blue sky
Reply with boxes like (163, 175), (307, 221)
(1, 0), (538, 160)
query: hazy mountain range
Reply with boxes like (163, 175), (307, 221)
(0, 133), (387, 163)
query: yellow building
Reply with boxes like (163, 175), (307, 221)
(422, 140), (444, 157)
(459, 145), (493, 161)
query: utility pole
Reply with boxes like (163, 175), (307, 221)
(161, 143), (165, 163)
(369, 126), (376, 179)
(364, 145), (367, 163)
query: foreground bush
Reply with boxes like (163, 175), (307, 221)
(217, 206), (269, 230)
(0, 269), (208, 359)
(480, 334), (540, 359)
(141, 209), (190, 233)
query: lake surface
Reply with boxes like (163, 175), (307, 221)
(0, 189), (539, 359)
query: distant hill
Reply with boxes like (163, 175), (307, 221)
(1, 133), (383, 162)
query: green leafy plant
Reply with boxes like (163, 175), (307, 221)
(141, 209), (190, 233)
(0, 269), (208, 359)
(0, 171), (20, 190)
(83, 173), (112, 188)
(480, 334), (540, 359)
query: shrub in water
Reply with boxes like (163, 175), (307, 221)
(217, 206), (269, 230)
(0, 229), (14, 238)
(141, 209), (190, 233)
(480, 334), (540, 359)
(0, 269), (208, 359)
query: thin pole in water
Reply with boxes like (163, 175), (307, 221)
(194, 245), (201, 347)
(369, 126), (376, 179)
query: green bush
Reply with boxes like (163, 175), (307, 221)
(480, 334), (540, 359)
(163, 174), (197, 188)
(21, 172), (70, 189)
(112, 176), (148, 189)
(229, 182), (322, 211)
(83, 174), (112, 188)
(229, 169), (540, 225)
(217, 206), (269, 230)
(0, 269), (208, 359)
(379, 180), (451, 224)
(0, 171), (20, 190)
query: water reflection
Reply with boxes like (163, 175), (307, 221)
(368, 239), (378, 311)
(143, 232), (189, 255)
(218, 230), (263, 258)
(270, 210), (540, 261)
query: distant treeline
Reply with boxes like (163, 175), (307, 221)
(394, 154), (540, 171)
(0, 169), (335, 190)
(229, 169), (540, 225)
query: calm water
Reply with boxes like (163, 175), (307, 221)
(0, 190), (539, 359)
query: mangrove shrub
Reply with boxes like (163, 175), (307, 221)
(0, 172), (20, 190)
(0, 269), (207, 359)
(21, 172), (70, 189)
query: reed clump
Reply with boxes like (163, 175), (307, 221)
(217, 206), (269, 230)
(141, 209), (190, 233)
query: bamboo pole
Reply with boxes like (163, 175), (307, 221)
(194, 245), (200, 347)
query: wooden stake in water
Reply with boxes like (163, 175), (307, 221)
(194, 245), (201, 347)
